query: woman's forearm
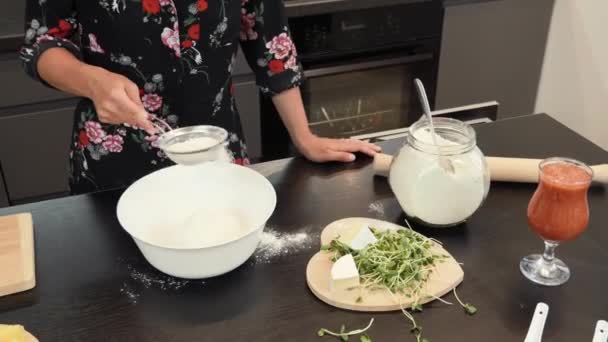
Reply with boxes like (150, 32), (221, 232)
(271, 87), (314, 145)
(37, 47), (104, 98)
(37, 47), (155, 132)
(39, 48), (118, 101)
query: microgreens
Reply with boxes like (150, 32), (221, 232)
(453, 288), (478, 315)
(317, 318), (374, 341)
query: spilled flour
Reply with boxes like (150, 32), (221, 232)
(119, 262), (206, 304)
(119, 282), (141, 304)
(119, 226), (318, 303)
(253, 227), (317, 264)
(368, 200), (386, 218)
(126, 264), (197, 291)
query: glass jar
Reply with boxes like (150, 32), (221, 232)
(389, 117), (490, 227)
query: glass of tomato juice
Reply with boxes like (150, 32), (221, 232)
(520, 157), (593, 286)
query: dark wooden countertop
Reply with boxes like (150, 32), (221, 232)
(0, 114), (607, 341)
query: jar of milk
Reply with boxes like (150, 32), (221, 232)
(389, 117), (490, 227)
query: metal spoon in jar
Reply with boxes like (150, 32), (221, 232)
(414, 78), (455, 174)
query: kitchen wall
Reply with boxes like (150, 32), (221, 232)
(535, 0), (608, 151)
(436, 0), (554, 119)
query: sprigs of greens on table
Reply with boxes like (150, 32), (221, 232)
(318, 318), (374, 341)
(318, 225), (477, 342)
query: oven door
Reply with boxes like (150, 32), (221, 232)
(301, 52), (435, 139)
(260, 50), (437, 160)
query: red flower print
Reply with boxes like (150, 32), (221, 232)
(139, 88), (145, 96)
(102, 135), (124, 153)
(268, 59), (285, 73)
(161, 22), (181, 57)
(88, 33), (105, 54)
(145, 135), (161, 148)
(142, 94), (163, 112)
(35, 34), (55, 44)
(47, 19), (72, 39)
(85, 121), (107, 144)
(197, 0), (208, 12)
(181, 40), (194, 48)
(234, 158), (250, 166)
(266, 33), (295, 60)
(142, 0), (161, 14)
(285, 55), (298, 71)
(188, 24), (200, 40)
(78, 131), (89, 149)
(58, 20), (71, 32)
(240, 9), (258, 41)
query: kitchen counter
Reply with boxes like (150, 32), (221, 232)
(1, 114), (607, 341)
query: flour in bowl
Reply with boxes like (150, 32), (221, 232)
(144, 208), (250, 248)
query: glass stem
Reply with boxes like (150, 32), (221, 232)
(542, 240), (559, 265)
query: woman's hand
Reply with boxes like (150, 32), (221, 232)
(83, 65), (156, 134)
(295, 133), (381, 163)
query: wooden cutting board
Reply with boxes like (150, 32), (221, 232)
(306, 218), (464, 312)
(0, 213), (36, 297)
(0, 325), (38, 342)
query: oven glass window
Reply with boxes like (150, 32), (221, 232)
(302, 65), (418, 138)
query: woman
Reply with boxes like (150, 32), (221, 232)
(20, 0), (379, 194)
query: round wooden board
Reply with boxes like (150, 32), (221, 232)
(26, 331), (38, 342)
(0, 325), (38, 342)
(306, 217), (464, 312)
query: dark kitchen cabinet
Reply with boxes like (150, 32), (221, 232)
(0, 2), (22, 39)
(436, 0), (554, 119)
(0, 106), (74, 204)
(0, 168), (9, 207)
(233, 77), (261, 160)
(0, 55), (72, 110)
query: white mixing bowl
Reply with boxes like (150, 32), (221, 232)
(116, 163), (276, 279)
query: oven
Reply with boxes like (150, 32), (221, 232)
(260, 1), (444, 160)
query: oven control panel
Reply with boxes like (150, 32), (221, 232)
(289, 2), (442, 58)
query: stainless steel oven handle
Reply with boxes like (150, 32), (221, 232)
(284, 0), (348, 8)
(303, 53), (433, 78)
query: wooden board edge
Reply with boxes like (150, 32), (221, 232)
(25, 330), (39, 342)
(19, 213), (36, 290)
(0, 213), (36, 297)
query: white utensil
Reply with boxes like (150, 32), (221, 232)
(524, 302), (549, 342)
(413, 78), (455, 173)
(592, 320), (608, 342)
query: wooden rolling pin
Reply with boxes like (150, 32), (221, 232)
(373, 153), (608, 184)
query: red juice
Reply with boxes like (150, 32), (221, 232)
(527, 161), (593, 241)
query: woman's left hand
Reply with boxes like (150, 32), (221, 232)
(295, 134), (382, 163)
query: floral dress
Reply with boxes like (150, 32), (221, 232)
(20, 0), (303, 194)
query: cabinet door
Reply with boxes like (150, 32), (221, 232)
(0, 55), (72, 109)
(0, 2), (23, 39)
(0, 106), (74, 203)
(233, 78), (261, 160)
(233, 47), (253, 77)
(0, 167), (9, 208)
(436, 0), (554, 118)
